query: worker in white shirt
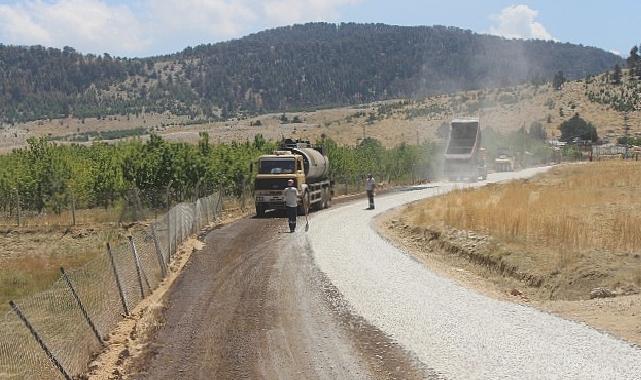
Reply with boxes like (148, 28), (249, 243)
(283, 179), (299, 232)
(365, 173), (376, 209)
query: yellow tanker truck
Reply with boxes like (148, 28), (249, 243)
(254, 139), (332, 217)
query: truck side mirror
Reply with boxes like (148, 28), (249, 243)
(249, 162), (254, 173)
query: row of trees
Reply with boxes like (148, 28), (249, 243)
(0, 135), (433, 214)
(0, 134), (276, 213)
(321, 136), (438, 182)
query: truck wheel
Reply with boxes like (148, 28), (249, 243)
(323, 188), (331, 209)
(255, 204), (265, 218)
(325, 189), (331, 208)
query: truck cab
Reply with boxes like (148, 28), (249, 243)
(494, 147), (514, 172)
(254, 152), (306, 217)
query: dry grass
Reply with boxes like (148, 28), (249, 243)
(414, 162), (641, 255)
(0, 226), (122, 311)
(405, 162), (641, 300)
(0, 207), (125, 228)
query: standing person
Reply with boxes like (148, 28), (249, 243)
(365, 174), (376, 210)
(283, 179), (298, 232)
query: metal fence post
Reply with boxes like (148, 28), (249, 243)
(166, 210), (172, 259)
(218, 187), (224, 217)
(70, 192), (76, 226)
(127, 236), (150, 298)
(14, 189), (20, 227)
(211, 195), (216, 222)
(60, 267), (105, 347)
(193, 201), (199, 233)
(179, 208), (184, 243)
(9, 300), (72, 380)
(106, 243), (129, 316)
(212, 193), (217, 220)
(150, 225), (167, 277)
(174, 208), (179, 250)
(191, 201), (198, 234)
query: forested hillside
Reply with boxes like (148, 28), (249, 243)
(0, 46), (145, 122)
(0, 23), (623, 123)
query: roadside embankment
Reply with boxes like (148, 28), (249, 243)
(378, 161), (641, 345)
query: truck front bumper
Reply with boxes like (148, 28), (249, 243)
(256, 195), (288, 209)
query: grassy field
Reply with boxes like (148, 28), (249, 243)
(0, 225), (121, 310)
(404, 161), (641, 300)
(0, 203), (162, 310)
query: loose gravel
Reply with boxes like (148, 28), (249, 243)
(307, 167), (641, 379)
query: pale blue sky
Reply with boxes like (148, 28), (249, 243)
(0, 0), (637, 57)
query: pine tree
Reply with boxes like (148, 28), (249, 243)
(559, 113), (598, 142)
(628, 45), (640, 78)
(553, 71), (565, 90)
(612, 64), (622, 85)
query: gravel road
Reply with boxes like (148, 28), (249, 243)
(307, 167), (641, 379)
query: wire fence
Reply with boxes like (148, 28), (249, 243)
(0, 191), (223, 380)
(0, 187), (194, 228)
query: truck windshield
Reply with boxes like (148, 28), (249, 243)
(259, 159), (296, 174)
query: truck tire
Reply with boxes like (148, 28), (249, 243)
(255, 204), (265, 218)
(325, 188), (331, 208)
(319, 188), (326, 209)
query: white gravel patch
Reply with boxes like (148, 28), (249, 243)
(307, 167), (641, 379)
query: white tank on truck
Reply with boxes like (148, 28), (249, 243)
(254, 139), (333, 217)
(290, 146), (329, 181)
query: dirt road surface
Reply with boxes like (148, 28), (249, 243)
(136, 214), (432, 379)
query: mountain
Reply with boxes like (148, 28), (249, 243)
(0, 23), (623, 123)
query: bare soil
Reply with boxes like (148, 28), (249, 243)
(86, 236), (204, 380)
